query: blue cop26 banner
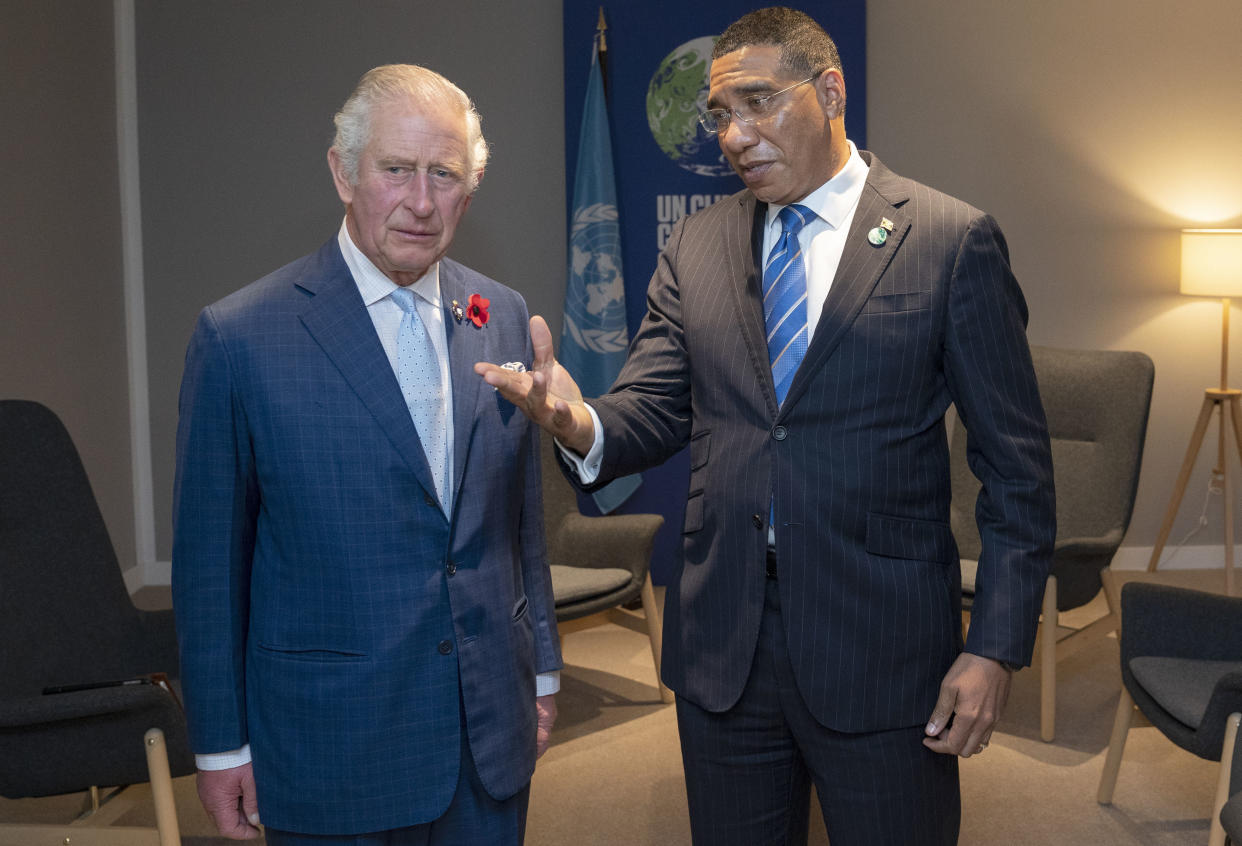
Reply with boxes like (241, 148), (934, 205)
(563, 2), (867, 583)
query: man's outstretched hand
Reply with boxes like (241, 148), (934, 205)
(475, 315), (595, 455)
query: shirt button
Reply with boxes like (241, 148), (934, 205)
(446, 560), (457, 576)
(752, 513), (763, 529)
(772, 425), (788, 441)
(438, 640), (453, 655)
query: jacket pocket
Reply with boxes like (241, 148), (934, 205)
(858, 291), (931, 314)
(865, 512), (957, 564)
(254, 643), (369, 663)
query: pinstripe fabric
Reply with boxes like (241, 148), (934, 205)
(172, 240), (562, 835)
(676, 578), (959, 845)
(588, 151), (1055, 735)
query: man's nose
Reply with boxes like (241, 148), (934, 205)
(404, 173), (436, 216)
(719, 116), (758, 153)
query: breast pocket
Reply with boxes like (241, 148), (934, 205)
(858, 291), (931, 315)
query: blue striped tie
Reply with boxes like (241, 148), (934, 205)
(763, 204), (814, 406)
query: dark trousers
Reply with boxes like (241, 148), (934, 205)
(263, 707), (529, 846)
(675, 575), (960, 846)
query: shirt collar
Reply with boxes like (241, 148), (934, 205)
(336, 219), (441, 308)
(765, 140), (869, 231)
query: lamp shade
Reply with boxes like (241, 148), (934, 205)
(1181, 229), (1242, 297)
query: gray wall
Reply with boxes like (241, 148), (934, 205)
(137, 1), (566, 559)
(867, 0), (1242, 555)
(5, 0), (1242, 577)
(1, 1), (137, 571)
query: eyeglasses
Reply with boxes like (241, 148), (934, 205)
(698, 73), (821, 135)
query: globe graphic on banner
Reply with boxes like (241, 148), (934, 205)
(646, 36), (734, 178)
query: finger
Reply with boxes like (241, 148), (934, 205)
(527, 369), (552, 417)
(240, 768), (261, 828)
(530, 316), (555, 370)
(924, 688), (957, 738)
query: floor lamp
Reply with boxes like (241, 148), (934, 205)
(1147, 229), (1242, 595)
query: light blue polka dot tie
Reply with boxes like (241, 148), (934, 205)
(391, 286), (450, 508)
(763, 204), (814, 406)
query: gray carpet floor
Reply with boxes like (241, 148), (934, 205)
(0, 594), (1224, 844)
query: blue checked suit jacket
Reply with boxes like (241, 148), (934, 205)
(585, 152), (1055, 732)
(172, 239), (561, 834)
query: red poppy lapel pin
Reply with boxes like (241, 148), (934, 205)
(465, 293), (490, 328)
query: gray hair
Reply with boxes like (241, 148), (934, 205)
(331, 64), (489, 192)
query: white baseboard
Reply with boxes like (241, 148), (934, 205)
(125, 558), (172, 594)
(1103, 545), (1232, 572)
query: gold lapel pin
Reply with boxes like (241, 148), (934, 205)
(451, 300), (464, 323)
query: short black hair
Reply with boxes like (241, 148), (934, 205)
(712, 6), (841, 80)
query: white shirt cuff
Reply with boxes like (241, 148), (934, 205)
(555, 404), (604, 484)
(536, 671), (561, 696)
(196, 743), (252, 771)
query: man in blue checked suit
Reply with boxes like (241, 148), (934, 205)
(480, 7), (1054, 845)
(173, 64), (561, 844)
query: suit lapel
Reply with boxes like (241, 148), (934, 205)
(439, 261), (484, 516)
(723, 192), (782, 417)
(781, 155), (911, 412)
(296, 241), (442, 508)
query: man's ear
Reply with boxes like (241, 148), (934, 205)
(817, 68), (847, 120)
(327, 148), (354, 205)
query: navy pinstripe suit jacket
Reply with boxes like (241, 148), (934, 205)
(588, 152), (1055, 732)
(172, 239), (561, 834)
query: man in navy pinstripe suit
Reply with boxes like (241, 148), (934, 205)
(480, 7), (1054, 845)
(173, 65), (561, 844)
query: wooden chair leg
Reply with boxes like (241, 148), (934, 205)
(1098, 686), (1136, 804)
(1210, 713), (1242, 846)
(144, 728), (182, 846)
(1040, 575), (1058, 742)
(640, 576), (674, 704)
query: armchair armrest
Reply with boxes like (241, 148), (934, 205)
(0, 683), (194, 798)
(0, 681), (179, 729)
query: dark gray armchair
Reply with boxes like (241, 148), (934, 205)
(541, 435), (671, 702)
(950, 346), (1155, 742)
(1096, 583), (1242, 846)
(0, 399), (194, 842)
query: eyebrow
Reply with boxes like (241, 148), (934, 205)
(707, 79), (779, 109)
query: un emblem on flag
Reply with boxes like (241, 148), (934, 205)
(563, 202), (629, 363)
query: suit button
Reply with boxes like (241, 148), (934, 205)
(752, 513), (763, 529)
(446, 560), (457, 576)
(438, 640), (453, 655)
(772, 425), (788, 441)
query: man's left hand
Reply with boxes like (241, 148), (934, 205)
(535, 693), (557, 759)
(922, 653), (1012, 758)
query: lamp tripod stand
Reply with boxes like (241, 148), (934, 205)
(1147, 295), (1241, 595)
